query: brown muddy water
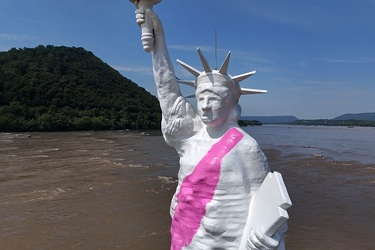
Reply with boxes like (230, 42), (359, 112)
(1, 128), (374, 249)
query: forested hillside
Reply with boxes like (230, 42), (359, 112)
(333, 112), (375, 121)
(0, 45), (161, 132)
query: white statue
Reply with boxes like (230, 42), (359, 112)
(130, 1), (291, 249)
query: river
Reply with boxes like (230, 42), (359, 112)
(1, 125), (374, 249)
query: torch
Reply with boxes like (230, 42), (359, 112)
(129, 0), (161, 52)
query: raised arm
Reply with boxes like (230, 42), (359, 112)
(134, 5), (196, 141)
(135, 6), (180, 120)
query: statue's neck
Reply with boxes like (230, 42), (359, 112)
(205, 124), (232, 139)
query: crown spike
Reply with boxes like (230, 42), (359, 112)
(219, 51), (231, 74)
(176, 59), (201, 77)
(232, 70), (256, 84)
(178, 80), (196, 87)
(241, 88), (267, 95)
(197, 48), (212, 73)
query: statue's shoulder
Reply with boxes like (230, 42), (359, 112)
(231, 127), (269, 160)
(229, 127), (270, 174)
(231, 127), (260, 149)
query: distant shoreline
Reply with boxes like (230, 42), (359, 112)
(285, 119), (375, 127)
(241, 120), (375, 127)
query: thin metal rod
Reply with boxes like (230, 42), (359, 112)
(214, 30), (217, 70)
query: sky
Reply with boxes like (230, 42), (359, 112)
(1, 0), (375, 119)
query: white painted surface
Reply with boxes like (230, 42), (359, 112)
(130, 2), (291, 249)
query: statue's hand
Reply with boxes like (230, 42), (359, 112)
(135, 8), (163, 31)
(135, 8), (145, 27)
(134, 7), (164, 52)
(247, 228), (279, 250)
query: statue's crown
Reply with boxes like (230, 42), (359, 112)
(177, 48), (267, 99)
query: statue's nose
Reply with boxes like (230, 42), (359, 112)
(201, 99), (211, 110)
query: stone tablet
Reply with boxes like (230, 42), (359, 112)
(240, 172), (292, 249)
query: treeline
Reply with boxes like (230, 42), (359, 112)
(238, 120), (262, 126)
(0, 45), (161, 132)
(291, 119), (375, 127)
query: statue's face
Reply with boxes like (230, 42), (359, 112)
(196, 84), (234, 127)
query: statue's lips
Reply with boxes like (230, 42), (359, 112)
(200, 111), (213, 120)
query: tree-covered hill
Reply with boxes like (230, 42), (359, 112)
(291, 119), (375, 127)
(333, 112), (375, 121)
(0, 45), (161, 132)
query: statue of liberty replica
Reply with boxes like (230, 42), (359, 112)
(130, 1), (292, 249)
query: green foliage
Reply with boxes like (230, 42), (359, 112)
(333, 112), (375, 121)
(238, 120), (262, 126)
(0, 45), (161, 132)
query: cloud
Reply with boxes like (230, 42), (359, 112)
(113, 65), (153, 75)
(0, 33), (34, 41)
(275, 79), (345, 94)
(301, 80), (345, 86)
(0, 45), (10, 52)
(315, 57), (375, 64)
(240, 1), (375, 32)
(239, 1), (326, 31)
(0, 34), (34, 51)
(169, 44), (210, 52)
(169, 44), (224, 54)
(299, 61), (308, 67)
(230, 50), (274, 65)
(170, 44), (274, 65)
